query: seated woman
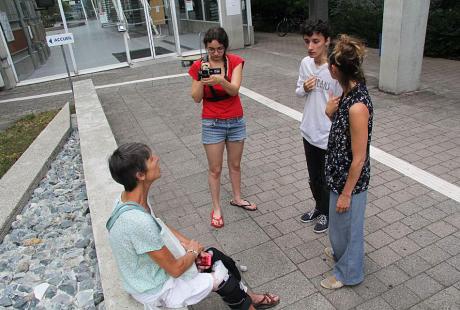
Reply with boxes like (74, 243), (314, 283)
(106, 142), (280, 309)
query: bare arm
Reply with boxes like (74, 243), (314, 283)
(191, 79), (204, 103)
(201, 63), (243, 97)
(147, 239), (203, 278)
(336, 102), (369, 213)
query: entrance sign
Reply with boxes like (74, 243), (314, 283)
(46, 32), (75, 100)
(46, 33), (75, 47)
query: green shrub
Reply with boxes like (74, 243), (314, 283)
(251, 0), (459, 59)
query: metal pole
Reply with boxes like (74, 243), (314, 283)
(90, 0), (99, 20)
(81, 0), (89, 23)
(57, 0), (79, 74)
(169, 0), (181, 55)
(61, 45), (74, 101)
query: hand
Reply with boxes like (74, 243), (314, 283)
(201, 74), (224, 86)
(303, 76), (316, 92)
(326, 91), (340, 119)
(336, 193), (351, 213)
(182, 239), (204, 253)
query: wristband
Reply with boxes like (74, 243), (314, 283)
(187, 249), (199, 258)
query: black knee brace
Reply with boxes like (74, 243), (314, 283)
(215, 274), (252, 310)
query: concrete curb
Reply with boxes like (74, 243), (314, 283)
(0, 103), (71, 242)
(75, 79), (189, 310)
(74, 79), (143, 310)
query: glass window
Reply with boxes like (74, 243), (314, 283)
(204, 0), (218, 21)
(241, 0), (247, 24)
(188, 0), (203, 20)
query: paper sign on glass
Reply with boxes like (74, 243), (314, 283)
(186, 0), (193, 11)
(226, 0), (241, 16)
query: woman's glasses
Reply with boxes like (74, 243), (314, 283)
(207, 46), (225, 54)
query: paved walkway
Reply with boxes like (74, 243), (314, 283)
(1, 32), (459, 309)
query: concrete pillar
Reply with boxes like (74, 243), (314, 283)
(309, 0), (328, 22)
(219, 0), (244, 50)
(378, 0), (430, 94)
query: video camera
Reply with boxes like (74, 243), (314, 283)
(198, 59), (221, 80)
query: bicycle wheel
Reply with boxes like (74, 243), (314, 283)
(276, 18), (289, 37)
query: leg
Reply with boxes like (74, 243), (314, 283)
(208, 248), (279, 309)
(328, 191), (367, 285)
(302, 139), (327, 211)
(204, 142), (225, 220)
(300, 139), (324, 223)
(226, 140), (256, 210)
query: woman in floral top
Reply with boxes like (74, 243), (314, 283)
(321, 35), (373, 289)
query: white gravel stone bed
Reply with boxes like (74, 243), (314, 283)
(0, 130), (104, 310)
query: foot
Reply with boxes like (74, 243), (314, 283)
(313, 214), (328, 233)
(250, 292), (280, 309)
(230, 199), (257, 211)
(300, 208), (320, 223)
(320, 275), (344, 290)
(324, 247), (334, 260)
(211, 210), (224, 228)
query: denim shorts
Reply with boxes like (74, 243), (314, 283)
(201, 117), (247, 144)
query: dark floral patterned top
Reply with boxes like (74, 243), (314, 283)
(325, 82), (373, 195)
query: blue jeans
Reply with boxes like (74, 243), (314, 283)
(329, 190), (367, 285)
(202, 117), (246, 144)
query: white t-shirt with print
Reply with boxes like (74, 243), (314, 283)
(296, 56), (342, 150)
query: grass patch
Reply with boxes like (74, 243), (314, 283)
(0, 110), (59, 178)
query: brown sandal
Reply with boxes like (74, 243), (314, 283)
(253, 293), (280, 309)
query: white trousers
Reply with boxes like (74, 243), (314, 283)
(132, 273), (213, 310)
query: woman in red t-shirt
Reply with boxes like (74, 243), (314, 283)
(189, 27), (257, 229)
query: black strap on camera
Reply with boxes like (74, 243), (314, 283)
(202, 55), (231, 102)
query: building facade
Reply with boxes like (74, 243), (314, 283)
(0, 0), (253, 89)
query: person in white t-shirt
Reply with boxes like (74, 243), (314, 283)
(296, 20), (342, 233)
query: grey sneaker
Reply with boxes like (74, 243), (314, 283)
(300, 208), (321, 223)
(313, 214), (328, 233)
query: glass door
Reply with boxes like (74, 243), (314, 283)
(121, 0), (152, 61)
(171, 0), (220, 55)
(149, 0), (176, 57)
(68, 0), (129, 70)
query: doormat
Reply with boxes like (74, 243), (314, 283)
(112, 47), (172, 62)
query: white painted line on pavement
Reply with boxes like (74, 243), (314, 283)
(240, 86), (460, 203)
(0, 73), (188, 104)
(0, 90), (72, 104)
(94, 73), (188, 89)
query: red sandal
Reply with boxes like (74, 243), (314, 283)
(211, 210), (224, 228)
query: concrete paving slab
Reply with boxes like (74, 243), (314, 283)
(233, 241), (296, 288)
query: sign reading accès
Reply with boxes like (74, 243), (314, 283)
(46, 33), (74, 47)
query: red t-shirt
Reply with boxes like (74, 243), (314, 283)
(189, 53), (245, 119)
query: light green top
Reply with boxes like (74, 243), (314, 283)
(108, 199), (169, 295)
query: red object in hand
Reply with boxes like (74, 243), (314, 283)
(198, 251), (212, 269)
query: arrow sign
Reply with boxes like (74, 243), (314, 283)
(46, 33), (74, 47)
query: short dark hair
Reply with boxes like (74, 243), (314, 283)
(301, 20), (330, 39)
(203, 27), (229, 50)
(108, 143), (151, 192)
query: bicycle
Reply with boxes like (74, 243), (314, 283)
(276, 16), (305, 37)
